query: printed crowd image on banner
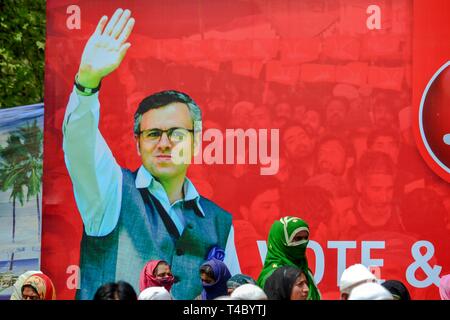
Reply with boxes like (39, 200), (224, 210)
(42, 0), (450, 300)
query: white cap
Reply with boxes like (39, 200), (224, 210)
(339, 264), (377, 294)
(230, 284), (268, 300)
(138, 287), (172, 300)
(348, 282), (394, 300)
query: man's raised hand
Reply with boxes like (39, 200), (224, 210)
(77, 8), (135, 88)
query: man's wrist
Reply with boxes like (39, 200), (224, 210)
(74, 74), (101, 96)
(76, 68), (102, 88)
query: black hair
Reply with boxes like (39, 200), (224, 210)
(316, 134), (355, 158)
(264, 266), (307, 300)
(366, 128), (401, 149)
(21, 284), (38, 295)
(356, 151), (395, 178)
(93, 281), (137, 300)
(133, 90), (202, 135)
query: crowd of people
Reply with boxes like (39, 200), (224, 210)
(10, 216), (450, 301)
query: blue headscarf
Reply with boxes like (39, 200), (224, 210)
(200, 259), (231, 300)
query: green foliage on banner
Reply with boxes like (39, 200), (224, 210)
(0, 120), (43, 242)
(0, 0), (46, 108)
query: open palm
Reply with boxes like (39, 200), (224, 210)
(78, 8), (135, 88)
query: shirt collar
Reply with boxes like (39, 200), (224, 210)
(135, 165), (205, 216)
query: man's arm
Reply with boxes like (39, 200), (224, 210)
(62, 9), (135, 236)
(224, 225), (242, 275)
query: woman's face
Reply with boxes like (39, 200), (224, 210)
(201, 272), (215, 285)
(292, 230), (309, 243)
(154, 263), (172, 279)
(290, 273), (309, 300)
(22, 286), (40, 300)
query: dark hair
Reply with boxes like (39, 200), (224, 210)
(356, 151), (395, 178)
(366, 128), (400, 149)
(21, 284), (38, 295)
(93, 281), (137, 300)
(316, 134), (355, 158)
(236, 174), (280, 208)
(381, 280), (411, 300)
(264, 266), (307, 300)
(133, 90), (202, 135)
(199, 264), (215, 281)
(325, 96), (349, 111)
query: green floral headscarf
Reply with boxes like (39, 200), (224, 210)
(257, 216), (321, 300)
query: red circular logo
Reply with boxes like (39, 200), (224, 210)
(417, 61), (450, 182)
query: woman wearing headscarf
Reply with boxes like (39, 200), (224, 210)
(226, 274), (257, 294)
(10, 270), (42, 300)
(139, 260), (175, 293)
(439, 274), (450, 300)
(257, 216), (321, 300)
(138, 287), (173, 300)
(230, 284), (268, 300)
(21, 273), (56, 300)
(381, 280), (411, 300)
(348, 282), (393, 300)
(264, 266), (309, 300)
(198, 259), (232, 300)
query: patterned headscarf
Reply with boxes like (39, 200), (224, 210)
(200, 259), (231, 300)
(257, 216), (321, 300)
(10, 270), (42, 300)
(227, 274), (257, 291)
(21, 273), (56, 300)
(439, 274), (450, 300)
(139, 260), (175, 292)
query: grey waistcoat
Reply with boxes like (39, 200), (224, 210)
(75, 168), (232, 300)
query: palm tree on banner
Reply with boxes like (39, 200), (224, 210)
(17, 120), (43, 240)
(0, 133), (27, 243)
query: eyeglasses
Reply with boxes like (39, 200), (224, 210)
(138, 127), (194, 144)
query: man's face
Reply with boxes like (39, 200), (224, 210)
(317, 140), (347, 176)
(247, 188), (281, 237)
(370, 136), (400, 164)
(301, 110), (321, 135)
(252, 107), (272, 129)
(136, 102), (194, 181)
(326, 100), (347, 127)
(373, 105), (395, 128)
(360, 173), (394, 210)
(283, 126), (315, 160)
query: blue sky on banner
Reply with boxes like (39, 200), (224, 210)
(0, 103), (43, 299)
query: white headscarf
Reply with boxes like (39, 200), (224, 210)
(230, 284), (268, 300)
(138, 287), (172, 300)
(348, 282), (394, 300)
(339, 264), (377, 295)
(10, 270), (42, 300)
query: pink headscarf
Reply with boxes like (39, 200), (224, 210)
(139, 260), (174, 293)
(439, 274), (450, 300)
